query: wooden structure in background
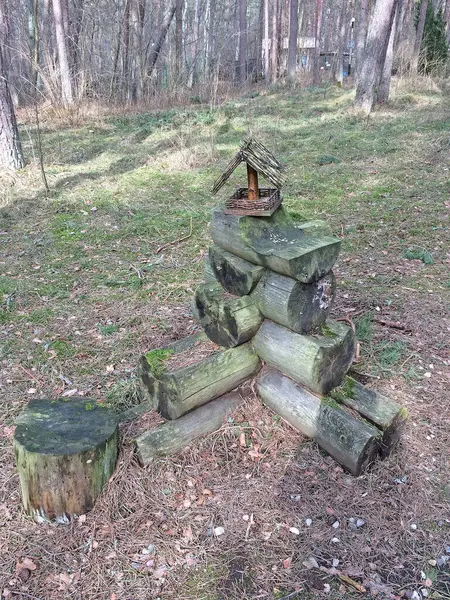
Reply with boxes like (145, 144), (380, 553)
(212, 138), (286, 216)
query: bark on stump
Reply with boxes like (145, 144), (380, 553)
(14, 398), (118, 523)
(194, 283), (263, 347)
(257, 368), (381, 475)
(252, 319), (355, 395)
(209, 245), (265, 296)
(210, 208), (341, 283)
(329, 376), (408, 458)
(135, 392), (241, 465)
(250, 270), (336, 334)
(138, 339), (261, 420)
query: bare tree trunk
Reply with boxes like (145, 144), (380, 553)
(411, 0), (428, 73)
(334, 0), (348, 84)
(175, 0), (183, 80)
(270, 0), (279, 82)
(378, 5), (396, 102)
(264, 0), (270, 80)
(0, 48), (25, 170)
(313, 0), (323, 83)
(237, 0), (248, 82)
(52, 0), (73, 105)
(147, 4), (176, 79)
(355, 0), (369, 78)
(287, 0), (299, 77)
(122, 0), (131, 99)
(354, 0), (397, 114)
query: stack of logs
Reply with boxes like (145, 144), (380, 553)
(136, 207), (407, 475)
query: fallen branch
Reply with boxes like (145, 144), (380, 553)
(155, 217), (193, 254)
(373, 318), (411, 332)
(338, 574), (366, 593)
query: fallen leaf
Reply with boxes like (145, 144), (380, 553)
(17, 557), (37, 571)
(303, 557), (319, 569)
(283, 557), (292, 569)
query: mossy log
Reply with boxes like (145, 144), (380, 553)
(139, 340), (261, 420)
(252, 320), (355, 395)
(14, 398), (118, 523)
(330, 376), (407, 458)
(250, 271), (336, 334)
(194, 283), (263, 347)
(257, 369), (381, 475)
(135, 392), (241, 465)
(209, 245), (265, 296)
(210, 208), (341, 283)
(204, 256), (218, 284)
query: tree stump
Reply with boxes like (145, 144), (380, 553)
(210, 208), (341, 283)
(139, 338), (261, 420)
(194, 283), (263, 347)
(257, 368), (381, 475)
(250, 270), (336, 333)
(14, 398), (118, 523)
(329, 376), (408, 458)
(209, 245), (265, 296)
(135, 392), (242, 465)
(252, 319), (355, 395)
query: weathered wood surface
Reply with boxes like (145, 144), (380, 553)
(137, 332), (208, 408)
(204, 256), (217, 284)
(252, 319), (355, 395)
(139, 340), (261, 420)
(210, 208), (340, 283)
(14, 398), (118, 523)
(250, 270), (336, 334)
(209, 245), (264, 296)
(257, 369), (381, 475)
(135, 392), (241, 465)
(330, 376), (407, 458)
(194, 283), (263, 347)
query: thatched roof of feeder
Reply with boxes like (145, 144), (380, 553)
(212, 138), (286, 195)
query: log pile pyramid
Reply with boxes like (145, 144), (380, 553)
(137, 206), (407, 475)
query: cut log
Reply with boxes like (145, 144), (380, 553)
(14, 398), (118, 523)
(194, 283), (263, 347)
(139, 339), (260, 420)
(135, 392), (241, 465)
(204, 256), (217, 284)
(210, 207), (341, 283)
(137, 331), (208, 408)
(209, 245), (265, 296)
(252, 319), (355, 395)
(329, 376), (407, 458)
(251, 271), (336, 334)
(257, 369), (381, 475)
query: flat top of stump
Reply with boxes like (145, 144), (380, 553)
(14, 398), (117, 455)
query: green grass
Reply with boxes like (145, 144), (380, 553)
(403, 247), (434, 264)
(97, 323), (119, 336)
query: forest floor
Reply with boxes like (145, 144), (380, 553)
(0, 79), (449, 600)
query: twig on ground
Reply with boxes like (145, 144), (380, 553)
(130, 264), (143, 279)
(18, 365), (44, 387)
(155, 216), (193, 254)
(338, 574), (366, 593)
(373, 318), (412, 332)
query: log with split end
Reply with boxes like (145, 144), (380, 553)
(252, 319), (355, 395)
(257, 369), (381, 475)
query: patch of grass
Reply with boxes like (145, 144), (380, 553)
(50, 339), (77, 358)
(376, 341), (406, 369)
(316, 154), (340, 165)
(97, 323), (118, 336)
(355, 313), (373, 341)
(105, 378), (141, 413)
(28, 307), (54, 324)
(403, 247), (434, 264)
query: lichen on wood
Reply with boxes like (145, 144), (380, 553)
(14, 398), (118, 523)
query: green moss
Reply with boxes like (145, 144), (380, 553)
(319, 323), (338, 338)
(328, 377), (356, 403)
(322, 395), (341, 409)
(145, 348), (174, 378)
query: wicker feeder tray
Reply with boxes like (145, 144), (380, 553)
(224, 188), (283, 216)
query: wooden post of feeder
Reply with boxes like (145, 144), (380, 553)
(247, 164), (259, 200)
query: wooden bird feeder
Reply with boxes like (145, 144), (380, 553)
(212, 138), (286, 217)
